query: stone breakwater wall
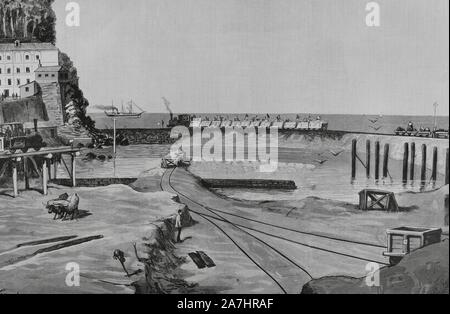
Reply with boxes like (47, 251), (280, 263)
(51, 178), (137, 187)
(100, 128), (349, 146)
(101, 128), (176, 145)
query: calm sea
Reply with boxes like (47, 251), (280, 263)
(90, 112), (449, 134)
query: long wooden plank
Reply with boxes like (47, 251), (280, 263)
(16, 235), (79, 248)
(0, 147), (79, 160)
(0, 235), (104, 268)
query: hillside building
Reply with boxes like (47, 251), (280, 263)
(0, 40), (59, 98)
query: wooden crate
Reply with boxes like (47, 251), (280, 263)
(359, 189), (399, 212)
(383, 227), (442, 265)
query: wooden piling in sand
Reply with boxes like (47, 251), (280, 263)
(431, 147), (438, 184)
(403, 143), (409, 184)
(375, 141), (380, 181)
(351, 139), (357, 180)
(421, 144), (427, 185)
(383, 144), (390, 179)
(446, 148), (449, 185)
(410, 142), (416, 182)
(366, 140), (371, 178)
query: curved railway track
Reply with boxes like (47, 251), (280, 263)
(161, 169), (313, 294)
(160, 168), (390, 293)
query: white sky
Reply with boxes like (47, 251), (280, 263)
(54, 0), (449, 116)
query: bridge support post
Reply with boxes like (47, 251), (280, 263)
(53, 159), (58, 180)
(12, 160), (18, 198)
(42, 159), (48, 195)
(24, 157), (30, 190)
(71, 154), (76, 187)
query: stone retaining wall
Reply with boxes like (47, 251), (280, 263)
(201, 178), (297, 190)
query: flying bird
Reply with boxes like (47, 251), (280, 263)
(329, 150), (344, 157)
(368, 118), (379, 124)
(370, 125), (383, 131)
(314, 159), (328, 165)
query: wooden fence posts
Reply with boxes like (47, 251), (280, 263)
(351, 139), (357, 180)
(421, 144), (427, 185)
(431, 147), (438, 184)
(383, 144), (390, 179)
(366, 140), (371, 178)
(375, 141), (380, 181)
(446, 148), (449, 185)
(351, 139), (445, 186)
(410, 142), (416, 182)
(402, 143), (409, 184)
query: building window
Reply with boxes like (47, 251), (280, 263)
(26, 67), (30, 73)
(0, 68), (2, 74)
(51, 74), (55, 77)
(0, 80), (2, 86)
(16, 68), (20, 74)
(38, 74), (42, 78)
(7, 68), (11, 74)
(8, 79), (12, 86)
(36, 55), (40, 60)
(25, 55), (30, 61)
(25, 87), (30, 92)
(7, 55), (11, 61)
(27, 79), (31, 84)
(45, 74), (49, 77)
(17, 79), (20, 86)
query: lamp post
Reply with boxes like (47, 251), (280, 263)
(433, 102), (438, 132)
(113, 117), (117, 156)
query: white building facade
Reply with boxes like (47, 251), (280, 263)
(0, 40), (59, 98)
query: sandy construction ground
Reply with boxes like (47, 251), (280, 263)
(0, 184), (184, 294)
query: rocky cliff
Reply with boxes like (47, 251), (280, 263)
(0, 1), (98, 139)
(0, 0), (56, 43)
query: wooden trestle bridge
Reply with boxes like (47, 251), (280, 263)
(0, 146), (80, 198)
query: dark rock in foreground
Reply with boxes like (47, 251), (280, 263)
(301, 240), (449, 294)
